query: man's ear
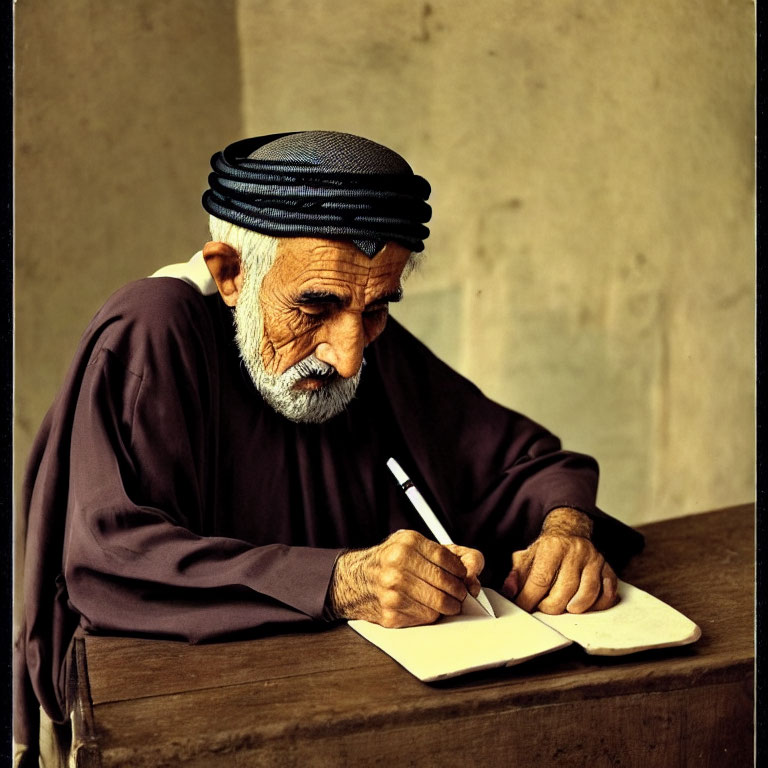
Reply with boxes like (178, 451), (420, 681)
(203, 241), (243, 307)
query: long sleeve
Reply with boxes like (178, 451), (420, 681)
(15, 279), (643, 755)
(15, 278), (347, 751)
(370, 319), (644, 586)
(62, 281), (341, 643)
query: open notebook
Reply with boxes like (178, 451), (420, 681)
(348, 580), (701, 682)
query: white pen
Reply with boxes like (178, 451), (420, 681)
(386, 457), (496, 618)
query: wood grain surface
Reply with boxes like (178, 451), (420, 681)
(76, 504), (754, 768)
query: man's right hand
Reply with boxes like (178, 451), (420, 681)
(327, 529), (484, 628)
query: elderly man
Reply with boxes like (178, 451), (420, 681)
(15, 131), (643, 763)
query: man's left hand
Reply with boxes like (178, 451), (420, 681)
(502, 507), (618, 614)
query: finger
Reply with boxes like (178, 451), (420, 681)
(408, 550), (469, 602)
(377, 586), (442, 628)
(444, 544), (485, 595)
(501, 569), (519, 600)
(389, 530), (468, 579)
(380, 568), (463, 618)
(381, 532), (468, 602)
(560, 558), (603, 614)
(384, 607), (441, 628)
(537, 557), (588, 614)
(511, 548), (532, 577)
(502, 548), (532, 600)
(414, 537), (468, 579)
(444, 544), (485, 580)
(464, 574), (482, 597)
(590, 563), (619, 611)
(514, 549), (560, 612)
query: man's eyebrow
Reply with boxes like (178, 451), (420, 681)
(367, 289), (403, 306)
(295, 289), (403, 307)
(295, 290), (346, 306)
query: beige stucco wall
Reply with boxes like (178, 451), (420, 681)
(15, 0), (753, 563)
(236, 0), (755, 524)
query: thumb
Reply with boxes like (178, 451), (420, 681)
(501, 569), (520, 599)
(502, 547), (532, 599)
(445, 544), (485, 580)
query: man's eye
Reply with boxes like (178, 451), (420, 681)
(363, 305), (388, 318)
(299, 305), (330, 318)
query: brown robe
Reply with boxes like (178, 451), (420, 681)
(14, 276), (644, 757)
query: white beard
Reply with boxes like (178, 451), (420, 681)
(233, 264), (362, 424)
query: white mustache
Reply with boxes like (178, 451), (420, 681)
(285, 354), (366, 383)
(289, 355), (338, 381)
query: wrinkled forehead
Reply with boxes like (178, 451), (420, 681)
(265, 238), (411, 295)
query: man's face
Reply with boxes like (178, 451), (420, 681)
(234, 237), (410, 423)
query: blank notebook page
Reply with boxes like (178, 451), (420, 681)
(533, 579), (701, 655)
(348, 589), (571, 682)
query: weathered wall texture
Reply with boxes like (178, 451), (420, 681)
(14, 0), (242, 604)
(15, 0), (753, 549)
(237, 0), (754, 524)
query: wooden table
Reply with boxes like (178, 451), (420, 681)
(70, 504), (754, 767)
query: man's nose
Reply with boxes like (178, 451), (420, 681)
(314, 312), (365, 379)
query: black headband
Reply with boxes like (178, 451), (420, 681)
(201, 133), (432, 257)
